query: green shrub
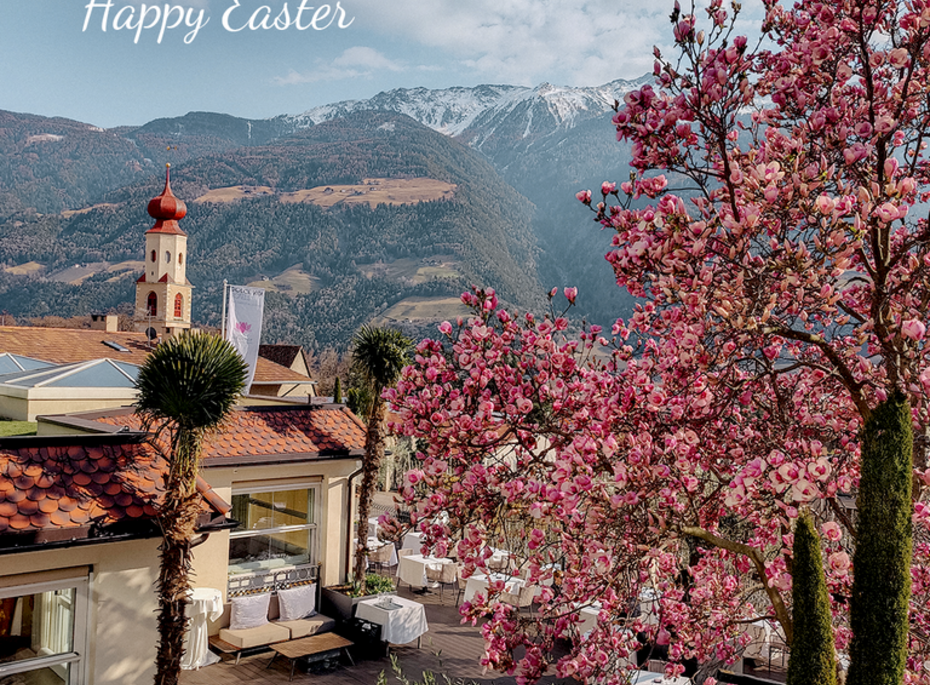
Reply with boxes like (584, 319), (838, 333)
(786, 510), (836, 685)
(847, 393), (913, 685)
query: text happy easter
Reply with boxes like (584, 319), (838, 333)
(82, 1), (354, 44)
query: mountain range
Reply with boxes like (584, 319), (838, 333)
(0, 77), (649, 349)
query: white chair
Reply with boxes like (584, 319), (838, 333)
(395, 548), (415, 587)
(368, 543), (394, 573)
(455, 565), (468, 605)
(425, 563), (458, 603)
(487, 555), (510, 572)
(500, 583), (535, 613)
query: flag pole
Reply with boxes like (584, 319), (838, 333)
(220, 279), (228, 340)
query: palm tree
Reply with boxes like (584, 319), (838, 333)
(350, 325), (412, 592)
(135, 332), (247, 685)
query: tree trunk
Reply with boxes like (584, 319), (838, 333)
(353, 400), (387, 593)
(153, 428), (203, 685)
(847, 393), (913, 685)
(786, 511), (836, 685)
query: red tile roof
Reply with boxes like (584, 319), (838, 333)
(0, 325), (309, 385)
(0, 434), (229, 545)
(65, 405), (367, 467)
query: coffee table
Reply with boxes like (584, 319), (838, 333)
(266, 633), (355, 681)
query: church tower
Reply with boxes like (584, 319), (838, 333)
(135, 164), (192, 337)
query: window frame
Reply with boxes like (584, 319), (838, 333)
(228, 482), (321, 571)
(0, 574), (91, 685)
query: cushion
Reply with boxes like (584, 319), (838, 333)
(219, 622), (290, 649)
(276, 613), (335, 639)
(277, 584), (317, 621)
(228, 593), (271, 631)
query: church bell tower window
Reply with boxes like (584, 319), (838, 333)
(174, 293), (183, 319)
(147, 292), (157, 317)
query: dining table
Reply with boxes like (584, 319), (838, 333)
(401, 530), (425, 552)
(355, 594), (429, 646)
(397, 553), (453, 589)
(181, 587), (223, 670)
(461, 572), (527, 603)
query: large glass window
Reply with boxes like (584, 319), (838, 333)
(0, 577), (88, 685)
(228, 485), (319, 576)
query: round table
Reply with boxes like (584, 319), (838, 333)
(181, 587), (223, 670)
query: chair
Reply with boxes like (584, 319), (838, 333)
(368, 543), (394, 573)
(500, 583), (535, 613)
(425, 563), (458, 603)
(487, 555), (510, 572)
(394, 548), (416, 587)
(455, 566), (468, 605)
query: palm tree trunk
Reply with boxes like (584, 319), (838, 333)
(154, 427), (203, 685)
(353, 400), (387, 593)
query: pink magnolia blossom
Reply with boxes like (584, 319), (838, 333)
(821, 522), (843, 542)
(902, 319), (926, 341)
(385, 0), (930, 678)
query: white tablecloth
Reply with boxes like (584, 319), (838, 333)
(182, 587), (222, 670)
(629, 673), (690, 685)
(368, 517), (381, 538)
(397, 554), (452, 589)
(355, 595), (429, 645)
(576, 602), (601, 635)
(401, 530), (425, 552)
(462, 572), (525, 603)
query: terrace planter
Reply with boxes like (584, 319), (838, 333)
(321, 586), (396, 623)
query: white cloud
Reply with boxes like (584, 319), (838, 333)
(349, 0), (766, 87)
(273, 46), (409, 85)
(333, 46), (405, 71)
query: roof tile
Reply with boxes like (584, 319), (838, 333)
(88, 405), (366, 464)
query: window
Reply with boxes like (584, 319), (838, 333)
(178, 253), (183, 266)
(164, 251), (171, 264)
(173, 294), (183, 319)
(150, 250), (156, 263)
(0, 576), (89, 685)
(146, 292), (157, 317)
(228, 485), (319, 576)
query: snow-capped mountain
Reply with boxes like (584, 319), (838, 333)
(288, 77), (650, 143)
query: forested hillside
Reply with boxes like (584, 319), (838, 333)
(0, 111), (542, 350)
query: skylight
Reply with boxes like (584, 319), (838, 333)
(103, 340), (130, 353)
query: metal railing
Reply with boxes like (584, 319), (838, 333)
(227, 562), (320, 598)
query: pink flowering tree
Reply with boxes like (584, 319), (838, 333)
(386, 0), (930, 683)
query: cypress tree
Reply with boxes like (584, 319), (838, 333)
(333, 376), (342, 404)
(847, 393), (913, 685)
(786, 510), (836, 685)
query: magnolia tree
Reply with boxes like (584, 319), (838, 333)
(386, 0), (930, 683)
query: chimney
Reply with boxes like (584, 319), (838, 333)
(90, 314), (119, 333)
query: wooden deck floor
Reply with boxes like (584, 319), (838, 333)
(180, 585), (576, 685)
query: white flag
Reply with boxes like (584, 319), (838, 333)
(225, 285), (265, 390)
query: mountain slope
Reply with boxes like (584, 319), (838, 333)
(0, 112), (542, 349)
(288, 78), (650, 325)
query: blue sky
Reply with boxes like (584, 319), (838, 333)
(0, 1), (757, 128)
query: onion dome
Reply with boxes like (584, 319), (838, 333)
(145, 164), (187, 235)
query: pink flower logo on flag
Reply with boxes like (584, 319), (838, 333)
(235, 322), (251, 334)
